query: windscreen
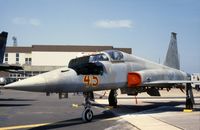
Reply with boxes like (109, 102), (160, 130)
(89, 54), (109, 62)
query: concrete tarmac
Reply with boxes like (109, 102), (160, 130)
(0, 89), (199, 130)
(95, 89), (200, 130)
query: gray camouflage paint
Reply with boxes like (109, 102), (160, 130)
(4, 32), (190, 94)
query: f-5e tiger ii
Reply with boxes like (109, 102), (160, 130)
(4, 32), (198, 122)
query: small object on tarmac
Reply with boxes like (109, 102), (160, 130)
(72, 104), (79, 108)
(105, 106), (114, 110)
(183, 109), (193, 112)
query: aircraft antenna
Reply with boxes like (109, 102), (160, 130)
(12, 36), (17, 47)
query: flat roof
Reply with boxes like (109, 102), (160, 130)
(5, 45), (132, 54)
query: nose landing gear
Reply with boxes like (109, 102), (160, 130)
(82, 92), (93, 122)
(81, 90), (118, 122)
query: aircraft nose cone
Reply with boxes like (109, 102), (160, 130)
(4, 75), (46, 92)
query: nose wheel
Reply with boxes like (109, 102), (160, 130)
(82, 108), (93, 122)
(82, 92), (93, 122)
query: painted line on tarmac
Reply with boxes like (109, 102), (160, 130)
(0, 123), (51, 130)
(0, 117), (120, 130)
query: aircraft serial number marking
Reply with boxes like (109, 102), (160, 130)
(83, 75), (99, 87)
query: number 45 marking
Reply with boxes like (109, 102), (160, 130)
(83, 75), (99, 87)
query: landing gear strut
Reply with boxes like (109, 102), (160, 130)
(108, 89), (118, 108)
(185, 83), (195, 109)
(82, 92), (93, 122)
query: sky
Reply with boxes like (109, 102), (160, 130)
(0, 0), (200, 73)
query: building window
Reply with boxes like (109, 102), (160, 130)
(16, 58), (19, 63)
(33, 71), (39, 76)
(9, 73), (13, 77)
(16, 53), (19, 64)
(25, 58), (32, 65)
(25, 58), (28, 64)
(16, 53), (19, 57)
(5, 53), (8, 63)
(29, 58), (32, 65)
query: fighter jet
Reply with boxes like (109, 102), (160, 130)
(4, 32), (198, 122)
(0, 31), (23, 72)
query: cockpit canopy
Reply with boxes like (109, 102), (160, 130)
(84, 50), (124, 62)
(68, 50), (125, 75)
(68, 54), (104, 75)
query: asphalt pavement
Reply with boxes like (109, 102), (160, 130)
(0, 89), (136, 130)
(0, 89), (199, 130)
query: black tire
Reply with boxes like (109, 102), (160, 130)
(82, 108), (93, 122)
(108, 90), (117, 107)
(186, 98), (193, 109)
(195, 85), (200, 91)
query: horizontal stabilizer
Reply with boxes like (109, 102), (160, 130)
(144, 80), (200, 86)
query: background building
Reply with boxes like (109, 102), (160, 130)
(1, 45), (132, 82)
(191, 73), (200, 91)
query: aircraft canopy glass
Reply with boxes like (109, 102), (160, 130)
(89, 54), (109, 62)
(105, 50), (124, 61)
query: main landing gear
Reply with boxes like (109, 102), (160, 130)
(108, 89), (118, 108)
(185, 83), (195, 109)
(82, 92), (93, 122)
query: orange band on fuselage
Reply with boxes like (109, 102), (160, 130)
(128, 72), (142, 87)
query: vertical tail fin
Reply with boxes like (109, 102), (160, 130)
(164, 32), (180, 70)
(0, 31), (8, 64)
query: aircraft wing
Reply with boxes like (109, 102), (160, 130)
(144, 80), (200, 86)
